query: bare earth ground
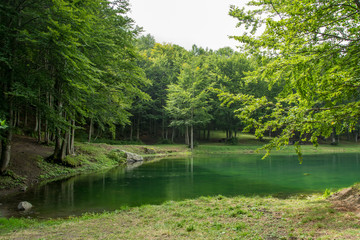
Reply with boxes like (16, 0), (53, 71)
(0, 135), (53, 197)
(329, 186), (360, 217)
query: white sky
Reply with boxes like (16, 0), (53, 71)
(128, 0), (249, 51)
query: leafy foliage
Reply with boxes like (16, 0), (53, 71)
(225, 0), (360, 160)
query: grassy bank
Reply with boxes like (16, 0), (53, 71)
(1, 194), (359, 239)
(194, 142), (360, 155)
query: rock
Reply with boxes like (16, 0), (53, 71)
(17, 201), (32, 211)
(144, 147), (156, 154)
(122, 151), (143, 163)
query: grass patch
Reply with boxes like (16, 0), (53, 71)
(1, 195), (359, 239)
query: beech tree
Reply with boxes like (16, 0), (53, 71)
(0, 0), (147, 173)
(221, 0), (360, 160)
(166, 58), (213, 149)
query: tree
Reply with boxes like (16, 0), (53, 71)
(135, 42), (190, 140)
(166, 58), (213, 150)
(0, 0), (148, 172)
(225, 0), (360, 160)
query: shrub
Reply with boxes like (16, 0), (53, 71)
(106, 149), (127, 163)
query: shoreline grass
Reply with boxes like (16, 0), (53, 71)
(1, 194), (359, 239)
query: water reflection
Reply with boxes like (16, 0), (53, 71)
(1, 153), (360, 218)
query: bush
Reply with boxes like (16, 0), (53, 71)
(106, 149), (127, 163)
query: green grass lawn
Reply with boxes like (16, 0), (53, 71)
(1, 194), (359, 239)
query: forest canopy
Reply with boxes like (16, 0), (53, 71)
(224, 0), (360, 160)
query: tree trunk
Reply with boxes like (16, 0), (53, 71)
(88, 118), (93, 143)
(190, 124), (194, 151)
(355, 132), (358, 143)
(162, 110), (165, 139)
(185, 126), (189, 145)
(12, 110), (17, 127)
(136, 116), (140, 140)
(0, 130), (12, 174)
(0, 100), (13, 174)
(66, 125), (71, 155)
(34, 107), (38, 132)
(332, 128), (336, 144)
(37, 110), (41, 143)
(129, 121), (133, 141)
(70, 119), (75, 154)
(59, 131), (69, 161)
(44, 119), (49, 145)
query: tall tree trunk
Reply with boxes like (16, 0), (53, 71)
(12, 110), (17, 127)
(59, 131), (69, 161)
(207, 128), (210, 140)
(331, 128), (336, 144)
(66, 125), (71, 155)
(190, 124), (194, 151)
(190, 109), (194, 150)
(1, 128), (13, 173)
(37, 110), (41, 143)
(44, 119), (49, 144)
(88, 118), (93, 143)
(70, 119), (75, 155)
(162, 110), (165, 139)
(185, 126), (189, 145)
(355, 131), (358, 143)
(136, 116), (140, 140)
(0, 91), (13, 174)
(129, 120), (133, 141)
(34, 107), (38, 132)
(1, 109), (13, 173)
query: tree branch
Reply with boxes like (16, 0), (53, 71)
(269, 0), (283, 20)
(354, 0), (360, 11)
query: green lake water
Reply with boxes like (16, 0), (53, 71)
(1, 153), (360, 218)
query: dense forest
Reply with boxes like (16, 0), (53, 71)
(1, 0), (360, 172)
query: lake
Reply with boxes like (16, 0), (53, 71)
(1, 153), (360, 218)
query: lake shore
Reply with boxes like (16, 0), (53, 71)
(2, 134), (360, 197)
(1, 135), (360, 238)
(1, 193), (360, 239)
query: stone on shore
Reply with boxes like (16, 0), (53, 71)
(17, 201), (32, 211)
(123, 151), (143, 163)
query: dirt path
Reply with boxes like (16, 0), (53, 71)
(0, 135), (53, 197)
